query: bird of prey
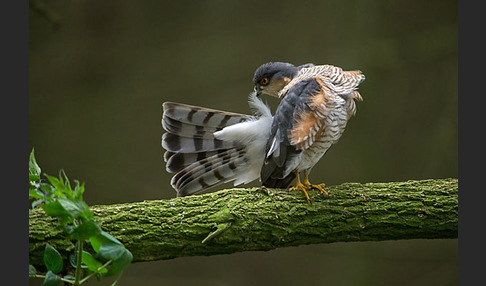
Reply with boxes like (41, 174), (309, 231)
(253, 62), (365, 200)
(162, 62), (364, 200)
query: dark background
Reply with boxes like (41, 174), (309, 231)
(29, 1), (457, 285)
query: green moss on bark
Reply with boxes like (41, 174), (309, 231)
(29, 178), (458, 268)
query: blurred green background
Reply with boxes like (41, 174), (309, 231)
(29, 0), (457, 285)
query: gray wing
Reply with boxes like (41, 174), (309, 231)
(260, 78), (321, 187)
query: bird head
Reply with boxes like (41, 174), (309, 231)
(252, 62), (299, 98)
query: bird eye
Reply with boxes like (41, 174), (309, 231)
(260, 78), (269, 85)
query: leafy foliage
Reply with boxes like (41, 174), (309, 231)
(44, 243), (63, 274)
(28, 149), (132, 285)
(43, 271), (62, 286)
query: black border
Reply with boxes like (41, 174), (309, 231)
(458, 0), (482, 285)
(6, 0), (29, 285)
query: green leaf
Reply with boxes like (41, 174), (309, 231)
(82, 251), (108, 274)
(29, 173), (40, 183)
(105, 248), (132, 276)
(32, 199), (44, 209)
(57, 198), (92, 219)
(40, 182), (55, 195)
(29, 189), (44, 200)
(29, 149), (41, 179)
(29, 264), (37, 277)
(69, 253), (85, 269)
(63, 224), (75, 236)
(89, 236), (102, 253)
(73, 180), (85, 200)
(69, 243), (89, 269)
(90, 231), (133, 276)
(90, 231), (123, 253)
(59, 169), (74, 200)
(100, 231), (123, 245)
(41, 201), (69, 217)
(42, 271), (61, 286)
(71, 219), (102, 240)
(98, 243), (127, 260)
(44, 243), (63, 274)
(44, 174), (67, 199)
(97, 240), (133, 276)
(44, 173), (61, 188)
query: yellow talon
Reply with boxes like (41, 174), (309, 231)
(288, 170), (311, 201)
(303, 170), (328, 197)
(289, 181), (311, 201)
(288, 170), (329, 201)
(311, 183), (328, 197)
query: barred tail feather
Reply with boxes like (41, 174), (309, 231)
(176, 156), (248, 197)
(162, 116), (221, 139)
(162, 102), (251, 153)
(173, 148), (245, 189)
(165, 150), (222, 173)
(162, 133), (237, 153)
(162, 94), (272, 197)
(173, 148), (248, 197)
(163, 102), (249, 128)
(171, 147), (245, 188)
(162, 102), (258, 196)
(164, 151), (175, 162)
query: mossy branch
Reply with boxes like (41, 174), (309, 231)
(29, 178), (458, 268)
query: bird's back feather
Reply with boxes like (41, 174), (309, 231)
(262, 64), (365, 186)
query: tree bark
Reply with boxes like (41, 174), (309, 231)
(29, 178), (458, 268)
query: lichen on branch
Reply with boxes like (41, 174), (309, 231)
(29, 178), (458, 268)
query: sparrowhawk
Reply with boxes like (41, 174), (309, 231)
(162, 62), (364, 199)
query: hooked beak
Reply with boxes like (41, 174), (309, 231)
(254, 86), (262, 97)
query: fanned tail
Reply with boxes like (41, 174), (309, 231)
(162, 102), (254, 197)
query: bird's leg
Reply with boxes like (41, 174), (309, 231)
(302, 170), (312, 189)
(288, 170), (311, 201)
(302, 170), (328, 197)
